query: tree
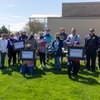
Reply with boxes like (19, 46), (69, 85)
(0, 25), (9, 34)
(24, 21), (44, 34)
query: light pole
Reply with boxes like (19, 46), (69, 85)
(8, 25), (10, 34)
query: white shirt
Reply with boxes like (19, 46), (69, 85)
(66, 34), (82, 46)
(0, 38), (8, 53)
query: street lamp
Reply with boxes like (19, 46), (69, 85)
(8, 25), (10, 34)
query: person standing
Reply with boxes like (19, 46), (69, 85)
(19, 30), (28, 42)
(26, 32), (37, 67)
(14, 32), (20, 63)
(37, 32), (47, 68)
(52, 32), (63, 71)
(7, 33), (17, 67)
(85, 28), (99, 71)
(98, 36), (100, 69)
(44, 28), (53, 62)
(65, 28), (82, 78)
(59, 27), (68, 61)
(0, 34), (8, 69)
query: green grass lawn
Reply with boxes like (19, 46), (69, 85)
(0, 59), (100, 100)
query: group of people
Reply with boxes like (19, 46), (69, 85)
(0, 27), (100, 78)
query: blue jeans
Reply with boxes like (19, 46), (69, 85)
(20, 65), (34, 74)
(54, 56), (61, 69)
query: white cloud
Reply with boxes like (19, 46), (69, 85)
(0, 17), (11, 20)
(8, 4), (15, 7)
(2, 4), (15, 7)
(7, 15), (24, 18)
(5, 22), (27, 32)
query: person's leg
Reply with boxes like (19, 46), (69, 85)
(13, 51), (16, 66)
(28, 66), (34, 74)
(73, 62), (80, 75)
(57, 56), (62, 71)
(20, 65), (27, 74)
(38, 52), (42, 65)
(8, 49), (13, 67)
(86, 50), (91, 71)
(67, 60), (72, 78)
(42, 53), (46, 66)
(1, 53), (6, 68)
(98, 51), (100, 68)
(54, 56), (57, 69)
(91, 51), (96, 71)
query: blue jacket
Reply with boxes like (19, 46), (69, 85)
(52, 38), (63, 56)
(85, 34), (99, 51)
(7, 38), (17, 49)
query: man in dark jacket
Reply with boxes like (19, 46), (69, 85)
(19, 30), (28, 42)
(98, 36), (100, 69)
(85, 28), (99, 71)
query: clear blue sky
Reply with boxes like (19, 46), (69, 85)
(0, 0), (99, 31)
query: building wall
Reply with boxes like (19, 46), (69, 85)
(62, 2), (100, 17)
(47, 17), (100, 44)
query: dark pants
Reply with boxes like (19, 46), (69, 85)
(67, 60), (80, 77)
(8, 48), (16, 66)
(86, 50), (96, 71)
(38, 52), (46, 66)
(98, 50), (100, 68)
(1, 52), (6, 68)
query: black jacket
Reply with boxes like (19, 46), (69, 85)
(85, 34), (99, 51)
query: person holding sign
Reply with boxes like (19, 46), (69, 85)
(20, 44), (34, 74)
(26, 32), (37, 67)
(85, 28), (99, 72)
(65, 28), (82, 78)
(0, 34), (8, 69)
(7, 33), (17, 67)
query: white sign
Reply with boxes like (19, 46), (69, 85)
(70, 49), (83, 58)
(22, 51), (33, 59)
(14, 41), (24, 49)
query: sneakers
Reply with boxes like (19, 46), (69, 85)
(39, 64), (42, 68)
(44, 66), (48, 68)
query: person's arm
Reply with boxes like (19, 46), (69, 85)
(0, 40), (2, 51)
(65, 36), (72, 45)
(78, 35), (82, 45)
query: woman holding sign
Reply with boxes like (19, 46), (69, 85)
(7, 33), (17, 67)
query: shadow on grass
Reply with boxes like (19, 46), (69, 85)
(45, 61), (67, 75)
(21, 66), (47, 79)
(71, 74), (100, 85)
(1, 63), (21, 76)
(1, 66), (13, 75)
(79, 64), (100, 78)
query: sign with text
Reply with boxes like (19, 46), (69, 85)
(13, 41), (24, 51)
(68, 46), (85, 60)
(20, 49), (35, 60)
